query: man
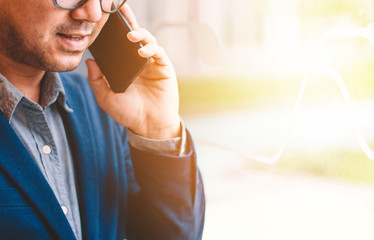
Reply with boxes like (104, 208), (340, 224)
(0, 0), (205, 239)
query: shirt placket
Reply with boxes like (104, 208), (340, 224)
(23, 103), (74, 231)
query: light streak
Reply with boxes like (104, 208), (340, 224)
(197, 24), (374, 164)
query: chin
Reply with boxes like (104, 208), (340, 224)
(60, 61), (81, 72)
(43, 54), (84, 72)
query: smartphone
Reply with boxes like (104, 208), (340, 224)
(89, 11), (149, 93)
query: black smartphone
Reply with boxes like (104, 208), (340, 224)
(89, 11), (149, 93)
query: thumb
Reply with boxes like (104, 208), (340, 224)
(86, 59), (113, 106)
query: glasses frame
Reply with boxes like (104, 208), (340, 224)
(52, 0), (127, 14)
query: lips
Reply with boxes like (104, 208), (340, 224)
(57, 33), (84, 40)
(56, 32), (91, 52)
(57, 32), (91, 40)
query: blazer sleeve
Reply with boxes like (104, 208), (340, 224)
(125, 130), (205, 240)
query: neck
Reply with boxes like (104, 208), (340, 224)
(0, 54), (45, 104)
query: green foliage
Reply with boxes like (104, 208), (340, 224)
(178, 75), (302, 115)
(278, 150), (374, 184)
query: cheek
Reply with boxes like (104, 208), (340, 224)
(13, 21), (51, 46)
(10, 0), (51, 25)
(11, 1), (59, 39)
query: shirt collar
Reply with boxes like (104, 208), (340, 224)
(0, 71), (73, 122)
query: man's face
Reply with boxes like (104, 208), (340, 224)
(0, 0), (109, 72)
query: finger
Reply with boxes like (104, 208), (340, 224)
(138, 44), (172, 66)
(120, 3), (139, 30)
(127, 28), (157, 46)
(85, 59), (113, 108)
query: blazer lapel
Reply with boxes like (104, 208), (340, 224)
(0, 112), (76, 239)
(62, 86), (99, 240)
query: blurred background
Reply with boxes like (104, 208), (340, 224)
(76, 0), (374, 239)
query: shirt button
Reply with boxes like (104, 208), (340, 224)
(42, 145), (52, 155)
(61, 206), (68, 215)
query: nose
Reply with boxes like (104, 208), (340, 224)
(70, 0), (104, 22)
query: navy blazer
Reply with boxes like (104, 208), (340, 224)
(0, 72), (205, 240)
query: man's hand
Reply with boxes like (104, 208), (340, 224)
(86, 4), (181, 140)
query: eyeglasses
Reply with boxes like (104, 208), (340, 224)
(53, 0), (127, 13)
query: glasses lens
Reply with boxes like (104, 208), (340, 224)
(55, 0), (85, 9)
(101, 0), (126, 13)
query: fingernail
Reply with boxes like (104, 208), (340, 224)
(139, 46), (148, 55)
(129, 31), (140, 38)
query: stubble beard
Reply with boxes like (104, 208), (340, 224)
(3, 24), (55, 71)
(0, 15), (97, 72)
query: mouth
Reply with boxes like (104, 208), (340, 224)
(56, 32), (91, 52)
(57, 33), (84, 40)
(57, 32), (90, 40)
